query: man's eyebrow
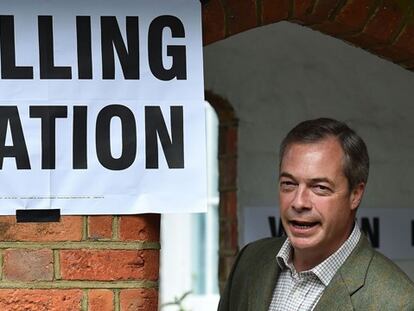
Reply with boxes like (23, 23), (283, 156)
(279, 173), (334, 186)
(309, 178), (334, 186)
(279, 172), (295, 180)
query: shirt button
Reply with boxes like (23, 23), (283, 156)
(292, 289), (301, 300)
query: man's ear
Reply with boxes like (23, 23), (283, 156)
(350, 183), (365, 211)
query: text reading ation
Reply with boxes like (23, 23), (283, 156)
(0, 105), (184, 171)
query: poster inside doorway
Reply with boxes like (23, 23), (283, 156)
(244, 207), (414, 260)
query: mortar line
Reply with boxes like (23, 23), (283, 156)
(53, 250), (61, 280)
(368, 4), (412, 50)
(256, 0), (263, 26)
(345, 0), (382, 38)
(114, 288), (120, 311)
(288, 0), (294, 19)
(82, 289), (88, 311)
(113, 216), (120, 240)
(388, 7), (414, 46)
(309, 0), (320, 16)
(219, 0), (229, 37)
(0, 249), (3, 280)
(326, 0), (349, 21)
(83, 216), (88, 240)
(0, 241), (160, 250)
(0, 280), (158, 289)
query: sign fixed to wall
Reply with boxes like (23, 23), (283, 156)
(244, 207), (414, 260)
(0, 0), (206, 215)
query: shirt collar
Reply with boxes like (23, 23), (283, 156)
(276, 222), (361, 286)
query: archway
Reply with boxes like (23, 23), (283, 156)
(202, 0), (414, 290)
(203, 0), (414, 70)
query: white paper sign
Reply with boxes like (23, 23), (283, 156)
(244, 207), (414, 260)
(0, 0), (207, 215)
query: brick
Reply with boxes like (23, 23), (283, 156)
(219, 126), (238, 156)
(202, 0), (226, 45)
(120, 289), (158, 311)
(219, 219), (238, 250)
(88, 216), (113, 240)
(0, 216), (82, 241)
(3, 249), (53, 281)
(0, 289), (82, 311)
(89, 290), (114, 311)
(373, 24), (414, 62)
(294, 0), (345, 25)
(219, 125), (237, 156)
(301, 0), (338, 25)
(225, 0), (258, 36)
(219, 191), (237, 219)
(219, 156), (237, 190)
(292, 0), (314, 22)
(308, 0), (342, 23)
(394, 24), (414, 55)
(119, 214), (160, 242)
(60, 249), (159, 281)
(400, 58), (414, 70)
(262, 0), (290, 24)
(225, 126), (238, 155)
(345, 0), (404, 47)
(361, 0), (403, 42)
(336, 0), (376, 32)
(314, 0), (377, 36)
(205, 91), (236, 122)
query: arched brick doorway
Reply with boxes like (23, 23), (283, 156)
(202, 0), (414, 290)
(203, 0), (414, 69)
(205, 91), (238, 291)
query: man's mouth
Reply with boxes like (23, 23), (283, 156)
(289, 220), (319, 229)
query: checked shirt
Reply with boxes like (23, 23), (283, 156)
(268, 223), (361, 311)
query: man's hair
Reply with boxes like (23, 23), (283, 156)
(279, 118), (369, 190)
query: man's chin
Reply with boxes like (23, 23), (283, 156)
(287, 235), (320, 252)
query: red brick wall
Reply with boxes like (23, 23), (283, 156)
(202, 0), (414, 71)
(0, 214), (160, 310)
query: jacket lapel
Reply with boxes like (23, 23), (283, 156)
(314, 235), (373, 311)
(313, 273), (354, 311)
(248, 255), (281, 311)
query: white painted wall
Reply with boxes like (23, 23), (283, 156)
(159, 104), (220, 311)
(203, 21), (414, 279)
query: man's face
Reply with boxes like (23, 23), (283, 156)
(279, 137), (364, 261)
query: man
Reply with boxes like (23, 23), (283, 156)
(218, 118), (414, 311)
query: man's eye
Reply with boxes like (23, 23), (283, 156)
(280, 181), (296, 190)
(313, 185), (331, 193)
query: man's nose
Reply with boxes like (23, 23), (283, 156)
(291, 185), (311, 211)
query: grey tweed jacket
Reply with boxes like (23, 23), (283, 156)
(218, 235), (414, 311)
